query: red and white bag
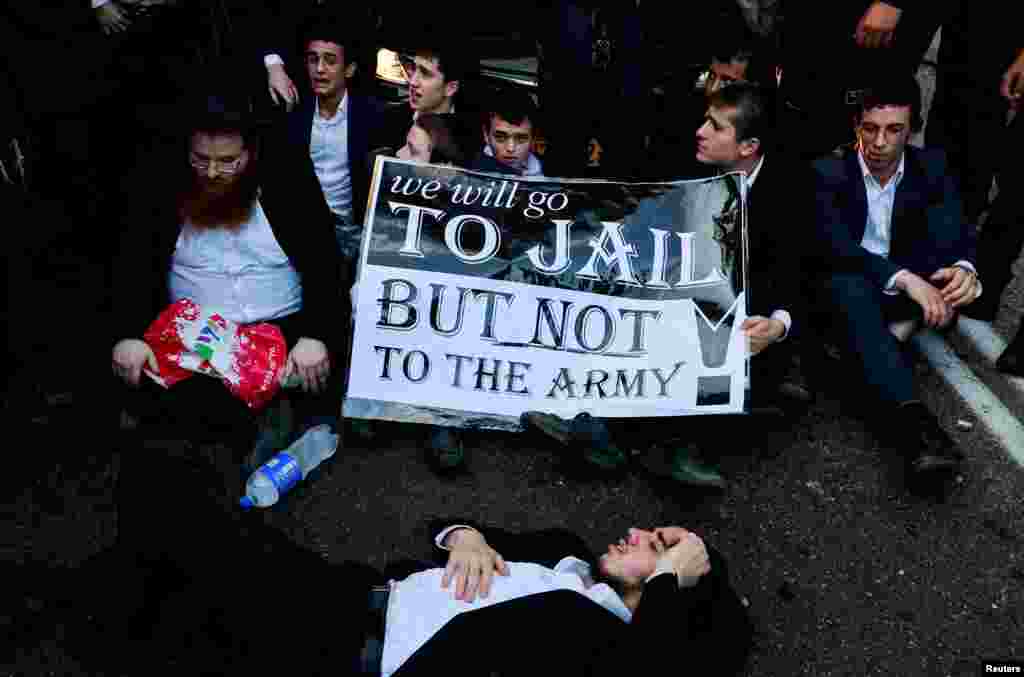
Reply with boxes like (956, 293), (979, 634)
(142, 299), (289, 411)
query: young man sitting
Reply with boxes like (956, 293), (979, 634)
(812, 73), (981, 491)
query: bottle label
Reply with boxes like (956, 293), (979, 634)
(258, 451), (302, 495)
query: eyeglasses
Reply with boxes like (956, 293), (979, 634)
(189, 152), (245, 175)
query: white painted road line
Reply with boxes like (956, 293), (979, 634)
(954, 317), (1006, 364)
(913, 329), (1024, 467)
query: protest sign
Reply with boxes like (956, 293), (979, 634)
(342, 158), (749, 430)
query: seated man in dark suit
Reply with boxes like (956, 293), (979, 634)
(646, 29), (774, 182)
(470, 90), (545, 177)
(109, 67), (343, 461)
(812, 73), (982, 486)
(8, 442), (753, 676)
(656, 81), (813, 487)
(290, 15), (388, 261)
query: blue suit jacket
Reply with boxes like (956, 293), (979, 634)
(285, 92), (388, 226)
(812, 145), (976, 290)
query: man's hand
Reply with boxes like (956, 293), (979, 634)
(741, 316), (786, 356)
(1001, 49), (1024, 109)
(441, 528), (509, 603)
(95, 2), (132, 34)
(854, 2), (902, 49)
(268, 64), (299, 111)
(112, 339), (157, 387)
(653, 530), (711, 589)
(895, 270), (952, 328)
(282, 338), (330, 394)
(931, 266), (980, 309)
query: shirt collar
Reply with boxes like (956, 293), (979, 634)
(412, 104), (454, 121)
(314, 91), (348, 124)
(746, 155), (765, 189)
(857, 147), (905, 188)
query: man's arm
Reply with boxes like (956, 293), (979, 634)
(263, 134), (343, 348)
(624, 545), (753, 676)
(812, 162), (904, 289)
(427, 518), (595, 569)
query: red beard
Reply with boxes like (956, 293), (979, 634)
(178, 164), (260, 230)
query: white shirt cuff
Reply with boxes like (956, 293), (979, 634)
(435, 525), (478, 550)
(884, 269), (909, 296)
(264, 54), (285, 68)
(952, 261), (983, 299)
(92, 0), (111, 8)
(645, 562), (678, 585)
(953, 260), (976, 275)
(770, 309), (792, 341)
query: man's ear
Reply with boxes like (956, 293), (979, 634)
(445, 80), (460, 100)
(739, 137), (760, 159)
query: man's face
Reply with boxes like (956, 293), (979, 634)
(406, 53), (457, 113)
(396, 124), (432, 163)
(856, 104), (912, 176)
(695, 105), (748, 169)
(305, 40), (354, 102)
(484, 114), (534, 170)
(189, 131), (250, 194)
(597, 528), (662, 584)
(704, 57), (749, 97)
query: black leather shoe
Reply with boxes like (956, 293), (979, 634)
(996, 331), (1024, 377)
(897, 402), (962, 479)
(521, 411), (626, 475)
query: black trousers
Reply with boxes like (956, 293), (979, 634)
(821, 273), (923, 408)
(61, 442), (378, 676)
(975, 113), (1024, 319)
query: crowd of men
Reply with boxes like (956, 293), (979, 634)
(4, 1), (1024, 674)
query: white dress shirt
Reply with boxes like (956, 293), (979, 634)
(310, 94), (353, 223)
(379, 526), (633, 677)
(856, 149), (978, 295)
(168, 200), (303, 324)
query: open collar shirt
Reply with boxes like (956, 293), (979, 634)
(310, 93), (353, 224)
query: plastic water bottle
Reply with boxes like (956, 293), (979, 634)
(240, 424), (339, 510)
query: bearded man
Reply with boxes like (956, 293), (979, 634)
(110, 70), (343, 450)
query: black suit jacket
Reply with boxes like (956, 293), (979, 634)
(745, 154), (816, 339)
(286, 92), (389, 226)
(111, 132), (343, 350)
(812, 145), (976, 290)
(390, 518), (753, 676)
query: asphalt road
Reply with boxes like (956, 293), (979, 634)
(5, 353), (1024, 677)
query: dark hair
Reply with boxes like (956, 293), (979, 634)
(299, 13), (360, 65)
(183, 61), (267, 149)
(858, 74), (924, 132)
(710, 30), (776, 88)
(417, 43), (478, 86)
(414, 114), (475, 166)
(485, 90), (538, 130)
(707, 81), (777, 152)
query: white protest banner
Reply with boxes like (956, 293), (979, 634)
(342, 158), (749, 430)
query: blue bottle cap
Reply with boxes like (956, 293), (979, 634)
(239, 495), (254, 510)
